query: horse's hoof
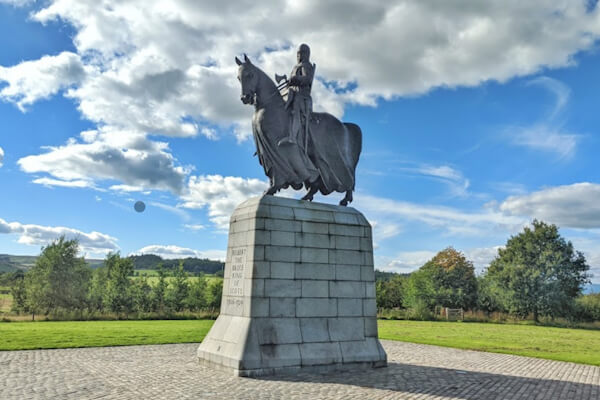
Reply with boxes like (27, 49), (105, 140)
(339, 199), (348, 206)
(301, 195), (313, 202)
(264, 187), (278, 196)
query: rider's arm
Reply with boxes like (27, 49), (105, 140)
(290, 64), (314, 86)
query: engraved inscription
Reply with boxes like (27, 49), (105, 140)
(228, 247), (246, 297)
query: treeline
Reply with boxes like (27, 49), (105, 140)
(377, 220), (600, 323)
(129, 254), (224, 275)
(8, 238), (223, 320)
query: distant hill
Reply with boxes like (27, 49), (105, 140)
(0, 254), (104, 272)
(0, 253), (224, 276)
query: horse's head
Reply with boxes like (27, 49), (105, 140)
(235, 54), (258, 105)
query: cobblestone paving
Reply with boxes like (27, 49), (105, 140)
(1, 340), (599, 399)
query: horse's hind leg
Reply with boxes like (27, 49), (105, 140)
(339, 190), (353, 206)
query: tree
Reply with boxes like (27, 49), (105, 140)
(152, 265), (169, 313)
(88, 267), (108, 313)
(131, 274), (152, 313)
(376, 275), (406, 309)
(10, 271), (27, 314)
(404, 247), (477, 311)
(103, 253), (134, 317)
(167, 262), (189, 312)
(206, 279), (223, 309)
(186, 273), (208, 311)
(24, 237), (90, 317)
(485, 220), (590, 322)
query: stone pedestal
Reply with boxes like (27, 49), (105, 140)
(197, 196), (387, 377)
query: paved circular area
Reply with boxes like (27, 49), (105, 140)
(1, 340), (599, 399)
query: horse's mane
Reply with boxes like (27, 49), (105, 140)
(249, 62), (284, 107)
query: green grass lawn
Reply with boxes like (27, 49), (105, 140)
(1, 319), (599, 366)
(0, 320), (213, 351)
(378, 320), (600, 366)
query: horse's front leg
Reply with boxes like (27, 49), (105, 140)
(301, 185), (318, 202)
(339, 190), (353, 206)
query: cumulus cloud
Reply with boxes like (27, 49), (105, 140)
(383, 250), (437, 274)
(0, 217), (119, 255)
(32, 177), (96, 189)
(133, 245), (226, 261)
(19, 128), (189, 193)
(180, 175), (267, 228)
(401, 164), (471, 197)
(0, 146), (4, 167)
(1, 1), (598, 139)
(0, 52), (85, 111)
(500, 183), (600, 228)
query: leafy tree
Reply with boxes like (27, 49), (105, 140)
(206, 279), (223, 309)
(131, 274), (152, 313)
(485, 220), (590, 322)
(404, 247), (477, 311)
(103, 253), (134, 316)
(152, 265), (169, 313)
(376, 275), (406, 309)
(167, 263), (189, 312)
(88, 267), (108, 313)
(24, 237), (90, 317)
(10, 272), (27, 314)
(186, 273), (208, 311)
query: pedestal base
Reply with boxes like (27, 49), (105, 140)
(197, 196), (387, 377)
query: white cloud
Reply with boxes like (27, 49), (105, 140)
(180, 175), (267, 229)
(133, 245), (225, 261)
(183, 224), (205, 231)
(1, 1), (598, 140)
(32, 177), (96, 189)
(0, 217), (119, 255)
(509, 124), (580, 159)
(147, 201), (190, 221)
(0, 52), (85, 111)
(383, 250), (437, 274)
(402, 164), (471, 197)
(500, 182), (600, 229)
(509, 76), (580, 158)
(19, 128), (189, 194)
(0, 146), (4, 167)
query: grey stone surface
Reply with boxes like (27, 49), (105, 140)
(3, 340), (599, 399)
(198, 196), (385, 376)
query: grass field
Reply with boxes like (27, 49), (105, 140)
(1, 319), (599, 366)
(378, 320), (600, 366)
(0, 320), (213, 350)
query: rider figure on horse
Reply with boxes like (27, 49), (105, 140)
(278, 43), (315, 151)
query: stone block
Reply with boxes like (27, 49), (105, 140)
(259, 344), (301, 368)
(296, 298), (337, 317)
(270, 262), (294, 279)
(338, 298), (363, 317)
(248, 298), (269, 317)
(256, 318), (302, 345)
(252, 261), (270, 279)
(301, 247), (329, 263)
(333, 235), (360, 250)
(329, 224), (362, 237)
(328, 318), (365, 341)
(294, 263), (334, 280)
(295, 232), (332, 249)
(365, 281), (376, 298)
(302, 221), (329, 234)
(340, 337), (382, 363)
(268, 205), (295, 220)
(244, 279), (264, 297)
(361, 266), (375, 282)
(330, 281), (365, 298)
(335, 265), (361, 281)
(333, 212), (359, 225)
(270, 231), (295, 247)
(270, 298), (296, 317)
(363, 299), (377, 316)
(299, 318), (330, 342)
(330, 249), (362, 265)
(360, 237), (373, 252)
(246, 245), (265, 261)
(253, 230), (270, 246)
(265, 279), (301, 297)
(265, 246), (300, 262)
(364, 317), (378, 337)
(299, 342), (342, 366)
(294, 208), (334, 222)
(265, 218), (301, 232)
(301, 280), (329, 298)
(362, 251), (374, 266)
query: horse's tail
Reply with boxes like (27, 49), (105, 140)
(343, 122), (362, 190)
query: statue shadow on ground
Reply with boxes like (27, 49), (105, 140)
(257, 362), (598, 399)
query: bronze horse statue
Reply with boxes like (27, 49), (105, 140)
(236, 54), (362, 206)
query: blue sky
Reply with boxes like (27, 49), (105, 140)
(1, 1), (600, 283)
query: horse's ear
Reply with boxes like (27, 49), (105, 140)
(235, 56), (243, 66)
(244, 53), (251, 64)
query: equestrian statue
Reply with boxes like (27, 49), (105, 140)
(236, 44), (362, 206)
